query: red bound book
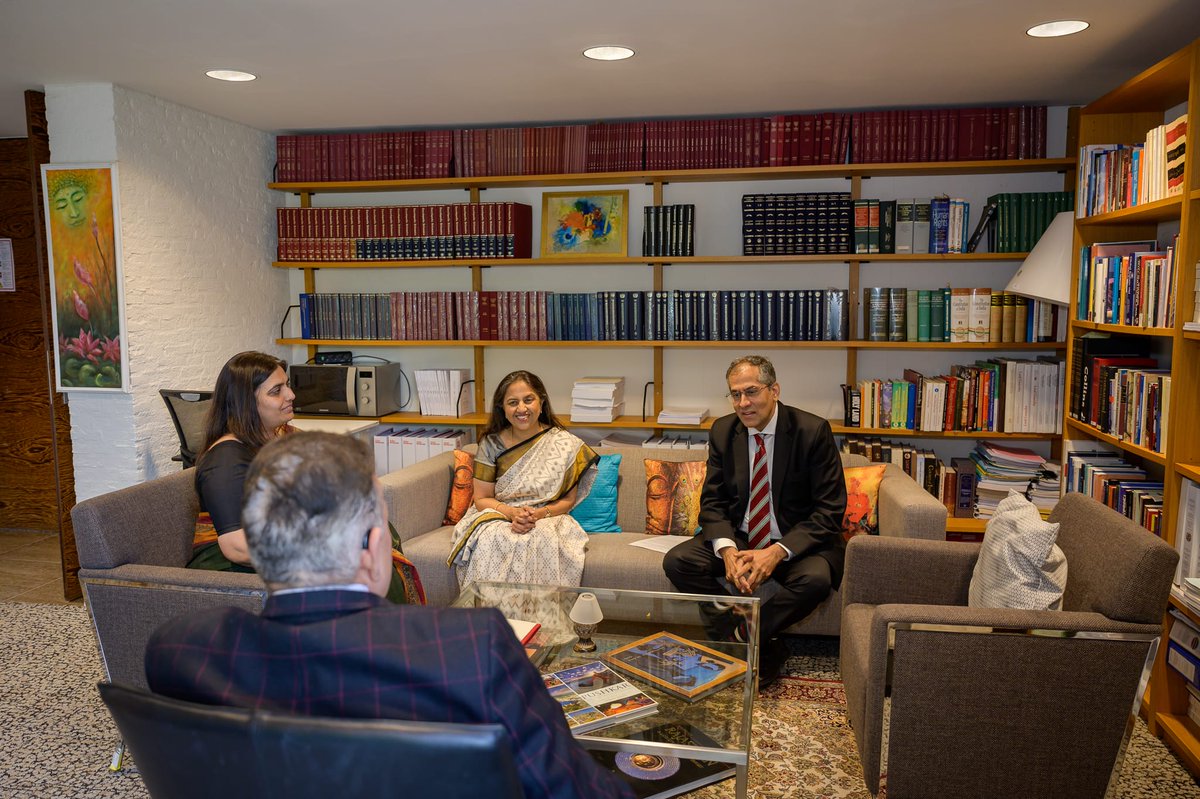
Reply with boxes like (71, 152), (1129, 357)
(850, 114), (863, 163)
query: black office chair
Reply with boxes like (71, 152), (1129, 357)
(159, 389), (213, 469)
(98, 682), (526, 799)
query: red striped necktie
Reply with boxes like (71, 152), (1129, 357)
(747, 434), (772, 549)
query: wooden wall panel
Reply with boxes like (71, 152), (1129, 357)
(0, 91), (79, 599)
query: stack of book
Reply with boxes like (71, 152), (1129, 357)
(657, 407), (707, 426)
(570, 377), (625, 424)
(414, 369), (473, 417)
(1027, 462), (1062, 519)
(968, 442), (1045, 519)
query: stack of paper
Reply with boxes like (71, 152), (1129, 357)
(656, 406), (707, 425)
(415, 369), (474, 417)
(1027, 461), (1061, 519)
(969, 441), (1045, 518)
(570, 377), (625, 423)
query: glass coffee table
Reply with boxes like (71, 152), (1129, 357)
(452, 581), (760, 799)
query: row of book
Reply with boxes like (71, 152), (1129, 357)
(370, 427), (471, 477)
(985, 191), (1074, 253)
(1076, 114), (1187, 216)
(1063, 449), (1163, 534)
(857, 197), (979, 255)
(842, 357), (1064, 435)
(296, 288), (853, 343)
(840, 435), (977, 522)
(641, 204), (696, 257)
(741, 192), (853, 256)
(273, 105), (1049, 183)
(594, 431), (709, 449)
(413, 368), (474, 417)
(1076, 237), (1178, 328)
(1068, 336), (1169, 453)
(862, 287), (1064, 344)
(275, 202), (533, 261)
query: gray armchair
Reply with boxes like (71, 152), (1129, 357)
(839, 492), (1178, 799)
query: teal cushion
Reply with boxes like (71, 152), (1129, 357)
(572, 453), (621, 532)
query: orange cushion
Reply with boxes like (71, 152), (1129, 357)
(644, 459), (706, 536)
(443, 450), (476, 525)
(843, 464), (887, 540)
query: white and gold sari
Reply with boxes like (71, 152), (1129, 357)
(450, 427), (597, 589)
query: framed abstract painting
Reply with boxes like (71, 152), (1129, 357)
(540, 190), (628, 258)
(40, 163), (130, 392)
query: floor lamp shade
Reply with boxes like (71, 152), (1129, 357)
(1004, 211), (1075, 305)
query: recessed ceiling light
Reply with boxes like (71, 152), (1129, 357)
(205, 69), (257, 82)
(583, 46), (635, 61)
(1026, 20), (1089, 38)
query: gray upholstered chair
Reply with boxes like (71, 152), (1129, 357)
(99, 682), (525, 799)
(839, 492), (1178, 799)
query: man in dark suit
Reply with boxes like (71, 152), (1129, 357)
(663, 356), (846, 688)
(145, 431), (633, 799)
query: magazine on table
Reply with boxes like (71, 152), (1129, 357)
(589, 722), (736, 799)
(604, 631), (747, 702)
(543, 661), (658, 735)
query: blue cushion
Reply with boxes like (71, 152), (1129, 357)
(571, 453), (621, 532)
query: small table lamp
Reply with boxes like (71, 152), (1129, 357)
(569, 592), (603, 653)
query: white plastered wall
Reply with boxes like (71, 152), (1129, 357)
(46, 83), (286, 500)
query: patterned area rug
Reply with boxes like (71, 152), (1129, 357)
(1, 602), (1197, 798)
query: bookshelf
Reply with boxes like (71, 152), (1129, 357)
(1065, 39), (1200, 776)
(271, 137), (1073, 511)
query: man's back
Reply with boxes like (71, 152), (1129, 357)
(146, 589), (633, 799)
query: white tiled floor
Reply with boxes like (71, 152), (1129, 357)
(0, 531), (80, 604)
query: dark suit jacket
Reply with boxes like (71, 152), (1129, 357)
(145, 589), (634, 799)
(699, 403), (848, 587)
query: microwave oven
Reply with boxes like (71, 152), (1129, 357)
(290, 363), (403, 416)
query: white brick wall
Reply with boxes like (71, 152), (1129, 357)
(47, 83), (286, 500)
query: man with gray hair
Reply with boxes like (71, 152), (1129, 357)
(146, 431), (634, 799)
(663, 355), (847, 690)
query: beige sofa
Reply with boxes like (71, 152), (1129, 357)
(71, 440), (947, 692)
(384, 442), (948, 636)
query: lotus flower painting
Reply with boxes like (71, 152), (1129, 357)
(41, 164), (129, 392)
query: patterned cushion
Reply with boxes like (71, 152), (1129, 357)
(969, 491), (1068, 610)
(843, 464), (887, 540)
(442, 450), (475, 525)
(644, 459), (706, 536)
(570, 453), (622, 532)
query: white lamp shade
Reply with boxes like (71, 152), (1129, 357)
(569, 592), (603, 625)
(1004, 211), (1075, 305)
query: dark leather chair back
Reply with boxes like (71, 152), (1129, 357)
(159, 389), (213, 469)
(98, 682), (525, 799)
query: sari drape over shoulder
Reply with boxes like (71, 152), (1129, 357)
(450, 427), (598, 588)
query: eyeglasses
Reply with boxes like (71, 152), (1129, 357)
(726, 385), (769, 402)
(362, 530), (372, 550)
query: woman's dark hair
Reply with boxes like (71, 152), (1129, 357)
(201, 351), (288, 453)
(482, 370), (563, 438)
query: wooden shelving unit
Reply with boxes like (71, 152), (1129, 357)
(1064, 39), (1200, 776)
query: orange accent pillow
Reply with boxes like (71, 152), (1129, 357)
(843, 464), (887, 540)
(644, 459), (706, 536)
(443, 450), (476, 525)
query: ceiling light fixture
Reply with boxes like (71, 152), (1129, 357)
(583, 46), (635, 61)
(205, 69), (257, 82)
(1026, 20), (1089, 38)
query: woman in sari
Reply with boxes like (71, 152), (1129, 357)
(450, 370), (598, 588)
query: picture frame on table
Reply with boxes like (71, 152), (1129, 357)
(40, 163), (130, 393)
(540, 190), (628, 259)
